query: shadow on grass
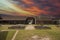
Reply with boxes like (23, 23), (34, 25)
(0, 31), (8, 40)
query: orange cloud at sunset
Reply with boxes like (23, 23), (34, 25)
(22, 6), (48, 15)
(22, 0), (34, 4)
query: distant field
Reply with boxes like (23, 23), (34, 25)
(0, 25), (60, 40)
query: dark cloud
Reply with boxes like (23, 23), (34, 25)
(12, 0), (60, 17)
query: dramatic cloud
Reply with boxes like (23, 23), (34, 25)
(0, 0), (60, 17)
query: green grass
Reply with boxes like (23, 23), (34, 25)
(15, 30), (60, 40)
(6, 31), (16, 40)
(0, 25), (60, 40)
(0, 31), (15, 40)
(15, 26), (60, 40)
(0, 26), (8, 30)
(0, 31), (8, 40)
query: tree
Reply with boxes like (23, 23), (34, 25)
(0, 16), (2, 26)
(0, 16), (2, 19)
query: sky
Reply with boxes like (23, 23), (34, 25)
(0, 0), (60, 17)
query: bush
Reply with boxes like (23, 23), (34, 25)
(8, 26), (25, 29)
(35, 26), (51, 29)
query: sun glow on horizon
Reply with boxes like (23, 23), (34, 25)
(0, 0), (36, 16)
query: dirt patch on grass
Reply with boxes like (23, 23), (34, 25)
(26, 35), (50, 40)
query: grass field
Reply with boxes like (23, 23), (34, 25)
(15, 30), (60, 40)
(0, 25), (60, 40)
(15, 25), (60, 40)
(0, 26), (8, 30)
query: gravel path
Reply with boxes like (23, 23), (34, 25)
(11, 30), (19, 40)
